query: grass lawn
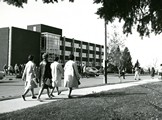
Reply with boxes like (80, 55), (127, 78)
(1, 81), (162, 120)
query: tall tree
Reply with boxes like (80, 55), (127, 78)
(110, 46), (122, 76)
(107, 25), (125, 74)
(107, 25), (125, 51)
(121, 47), (133, 73)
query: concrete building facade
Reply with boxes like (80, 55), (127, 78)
(0, 24), (103, 71)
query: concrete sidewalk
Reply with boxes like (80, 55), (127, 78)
(0, 78), (161, 114)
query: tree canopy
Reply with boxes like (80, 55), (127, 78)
(94, 0), (162, 37)
(2, 0), (74, 7)
(2, 0), (162, 37)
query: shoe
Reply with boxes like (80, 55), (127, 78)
(50, 94), (55, 97)
(78, 81), (81, 85)
(68, 95), (72, 98)
(37, 97), (40, 100)
(58, 91), (61, 95)
(37, 97), (42, 102)
(48, 94), (53, 99)
(22, 95), (26, 101)
(32, 96), (37, 99)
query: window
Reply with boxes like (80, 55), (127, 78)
(74, 52), (79, 57)
(96, 47), (99, 51)
(89, 46), (93, 50)
(33, 26), (36, 31)
(82, 53), (87, 57)
(65, 41), (71, 47)
(101, 54), (104, 59)
(60, 41), (62, 45)
(74, 43), (80, 48)
(102, 47), (104, 52)
(89, 54), (93, 58)
(41, 36), (46, 50)
(96, 54), (99, 59)
(41, 32), (61, 61)
(65, 51), (71, 56)
(82, 44), (87, 49)
(59, 50), (62, 55)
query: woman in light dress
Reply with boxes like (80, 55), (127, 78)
(134, 66), (140, 80)
(64, 54), (80, 98)
(50, 56), (63, 96)
(21, 55), (37, 101)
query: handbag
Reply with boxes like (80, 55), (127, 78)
(45, 78), (52, 86)
(31, 78), (38, 88)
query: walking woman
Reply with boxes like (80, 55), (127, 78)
(37, 53), (52, 100)
(64, 54), (81, 98)
(22, 55), (37, 101)
(151, 67), (155, 79)
(50, 56), (64, 97)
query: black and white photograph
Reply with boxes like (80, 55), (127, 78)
(1, 0), (162, 119)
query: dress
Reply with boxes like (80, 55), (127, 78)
(134, 67), (140, 80)
(39, 60), (52, 87)
(50, 61), (63, 87)
(64, 60), (80, 88)
(151, 68), (155, 78)
(22, 61), (36, 89)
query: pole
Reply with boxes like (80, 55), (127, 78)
(104, 20), (108, 84)
(74, 48), (76, 61)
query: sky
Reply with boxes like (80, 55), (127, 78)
(1, 0), (162, 69)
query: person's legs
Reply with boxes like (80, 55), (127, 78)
(137, 73), (140, 80)
(22, 88), (29, 101)
(46, 87), (51, 98)
(68, 87), (73, 98)
(37, 86), (44, 99)
(31, 88), (36, 98)
(134, 72), (137, 80)
(123, 73), (125, 79)
(50, 87), (55, 97)
(56, 87), (61, 95)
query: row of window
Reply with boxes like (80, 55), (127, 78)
(63, 51), (100, 58)
(41, 33), (103, 63)
(75, 61), (101, 66)
(42, 36), (103, 53)
(63, 41), (101, 51)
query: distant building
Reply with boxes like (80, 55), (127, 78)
(0, 24), (104, 71)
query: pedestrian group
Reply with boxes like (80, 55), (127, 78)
(21, 53), (81, 101)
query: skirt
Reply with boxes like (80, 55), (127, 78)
(25, 78), (38, 90)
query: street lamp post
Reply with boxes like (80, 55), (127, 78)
(104, 20), (108, 84)
(74, 47), (76, 61)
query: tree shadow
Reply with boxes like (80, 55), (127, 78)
(77, 91), (146, 98)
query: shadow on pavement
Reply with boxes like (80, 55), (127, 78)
(77, 91), (147, 98)
(0, 80), (18, 84)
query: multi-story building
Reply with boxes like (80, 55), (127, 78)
(0, 24), (104, 71)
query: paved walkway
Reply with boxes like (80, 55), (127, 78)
(0, 78), (161, 114)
